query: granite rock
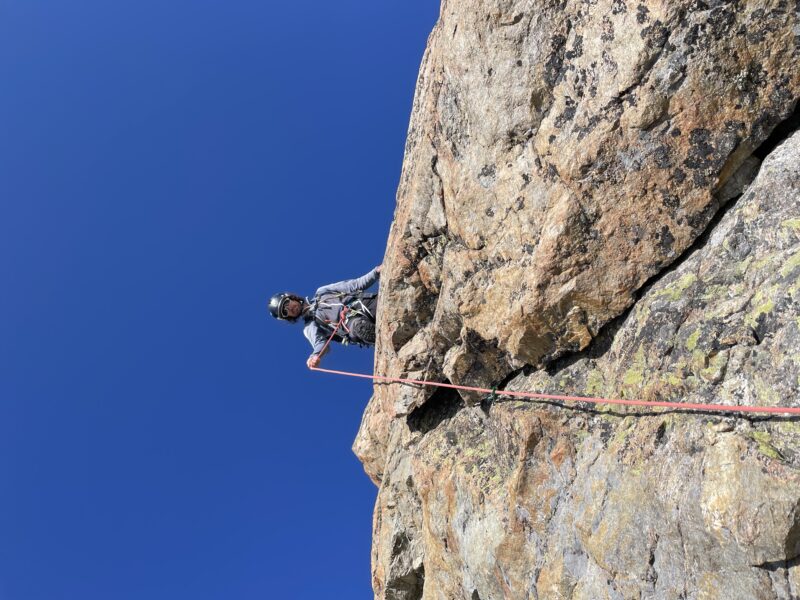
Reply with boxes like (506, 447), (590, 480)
(354, 0), (800, 597)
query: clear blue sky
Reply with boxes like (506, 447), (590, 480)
(0, 2), (438, 598)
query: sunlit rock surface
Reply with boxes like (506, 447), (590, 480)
(354, 0), (800, 597)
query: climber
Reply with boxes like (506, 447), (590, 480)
(268, 265), (381, 369)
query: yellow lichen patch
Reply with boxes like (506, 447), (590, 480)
(745, 289), (775, 329)
(753, 375), (781, 407)
(622, 366), (644, 387)
(612, 418), (635, 447)
(461, 436), (492, 461)
(585, 370), (606, 397)
(686, 329), (701, 351)
(781, 218), (800, 230)
(690, 349), (709, 373)
(734, 255), (754, 278)
(622, 346), (647, 388)
(780, 249), (800, 277)
(750, 430), (783, 460)
(654, 272), (698, 302)
(749, 253), (776, 273)
(776, 420), (800, 435)
(700, 284), (732, 302)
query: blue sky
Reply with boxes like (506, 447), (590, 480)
(0, 1), (439, 598)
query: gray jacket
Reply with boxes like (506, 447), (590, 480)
(303, 267), (380, 357)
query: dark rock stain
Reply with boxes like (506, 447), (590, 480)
(565, 35), (584, 60)
(641, 20), (669, 47)
(660, 189), (680, 209)
(601, 16), (615, 42)
(653, 146), (672, 169)
(683, 128), (715, 185)
(479, 164), (496, 178)
(734, 62), (766, 105)
(707, 6), (736, 40)
(544, 34), (568, 87)
(554, 97), (577, 128)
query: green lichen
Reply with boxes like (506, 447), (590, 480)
(780, 250), (800, 278)
(677, 272), (698, 289)
(777, 421), (800, 435)
(699, 352), (728, 383)
(781, 218), (800, 230)
(752, 430), (770, 444)
(760, 298), (775, 314)
(613, 418), (635, 446)
(690, 349), (709, 373)
(750, 431), (783, 460)
(628, 465), (644, 477)
(686, 329), (701, 352)
(462, 436), (493, 461)
(745, 289), (776, 329)
(486, 471), (503, 488)
(750, 254), (775, 273)
(758, 444), (782, 460)
(734, 256), (754, 278)
(585, 370), (605, 397)
(753, 376), (781, 406)
(622, 347), (647, 387)
(655, 272), (697, 302)
(573, 428), (591, 443)
(700, 284), (732, 302)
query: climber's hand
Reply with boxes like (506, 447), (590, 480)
(376, 264), (382, 273)
(307, 355), (321, 369)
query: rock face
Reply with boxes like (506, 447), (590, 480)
(354, 0), (800, 598)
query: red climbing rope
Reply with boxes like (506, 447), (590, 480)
(310, 313), (800, 416)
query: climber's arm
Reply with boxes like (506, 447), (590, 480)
(315, 265), (381, 296)
(304, 321), (330, 369)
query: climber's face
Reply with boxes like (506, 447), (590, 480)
(283, 298), (303, 319)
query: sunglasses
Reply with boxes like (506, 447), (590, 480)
(280, 297), (296, 318)
(278, 298), (300, 319)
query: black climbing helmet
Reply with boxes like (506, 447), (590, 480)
(267, 292), (304, 322)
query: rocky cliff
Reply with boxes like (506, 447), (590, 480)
(355, 1), (800, 598)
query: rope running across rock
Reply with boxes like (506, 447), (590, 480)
(310, 312), (800, 416)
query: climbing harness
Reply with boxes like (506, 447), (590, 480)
(311, 317), (800, 416)
(311, 291), (376, 348)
